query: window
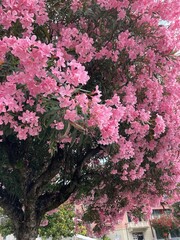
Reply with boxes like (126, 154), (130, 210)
(127, 213), (142, 222)
(127, 213), (131, 222)
(170, 228), (180, 238)
(152, 209), (171, 218)
(154, 229), (180, 239)
(155, 229), (165, 239)
(132, 232), (144, 240)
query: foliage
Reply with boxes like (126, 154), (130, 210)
(151, 214), (179, 238)
(0, 0), (179, 239)
(102, 235), (111, 240)
(39, 204), (75, 240)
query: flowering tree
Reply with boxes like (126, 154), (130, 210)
(151, 214), (179, 240)
(0, 0), (179, 239)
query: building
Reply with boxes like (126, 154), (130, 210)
(107, 207), (180, 240)
(107, 212), (152, 240)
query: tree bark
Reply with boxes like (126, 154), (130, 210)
(15, 224), (39, 240)
(13, 211), (40, 240)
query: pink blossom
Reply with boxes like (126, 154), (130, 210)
(55, 122), (64, 130)
(63, 60), (90, 86)
(154, 114), (166, 139)
(47, 208), (58, 215)
(64, 109), (80, 122)
(18, 110), (39, 127)
(111, 169), (117, 175)
(75, 93), (89, 114)
(70, 0), (83, 12)
(40, 219), (48, 227)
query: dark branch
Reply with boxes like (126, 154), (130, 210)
(37, 181), (78, 215)
(28, 148), (64, 196)
(37, 146), (102, 215)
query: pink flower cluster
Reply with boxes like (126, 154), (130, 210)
(0, 0), (48, 35)
(58, 27), (95, 63)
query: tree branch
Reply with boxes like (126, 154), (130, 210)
(37, 146), (102, 215)
(28, 147), (64, 196)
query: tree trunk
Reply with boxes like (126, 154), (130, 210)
(13, 206), (41, 240)
(15, 224), (39, 240)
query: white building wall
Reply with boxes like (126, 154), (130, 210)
(108, 228), (128, 240)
